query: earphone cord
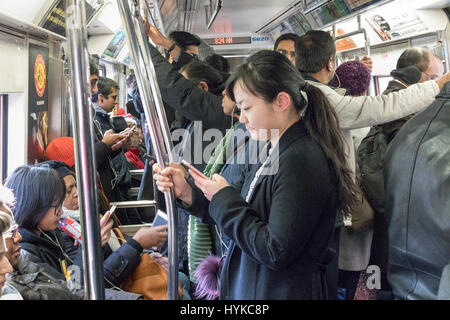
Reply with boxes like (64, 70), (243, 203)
(215, 225), (228, 257)
(41, 230), (125, 292)
(335, 71), (342, 88)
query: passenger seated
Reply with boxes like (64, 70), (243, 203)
(45, 136), (115, 221)
(0, 184), (144, 300)
(122, 117), (146, 170)
(5, 164), (168, 291)
(0, 198), (22, 300)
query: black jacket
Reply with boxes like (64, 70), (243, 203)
(148, 43), (231, 131)
(19, 227), (144, 288)
(18, 227), (84, 277)
(92, 118), (120, 202)
(385, 82), (450, 299)
(185, 121), (338, 299)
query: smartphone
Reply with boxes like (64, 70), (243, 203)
(151, 210), (168, 251)
(181, 160), (209, 180)
(152, 209), (168, 228)
(119, 126), (133, 135)
(101, 205), (116, 227)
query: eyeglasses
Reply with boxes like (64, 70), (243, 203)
(90, 78), (98, 87)
(50, 204), (63, 217)
(3, 223), (19, 240)
(423, 72), (438, 80)
(277, 49), (296, 60)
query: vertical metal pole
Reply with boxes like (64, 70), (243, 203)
(358, 15), (374, 96)
(0, 95), (8, 183)
(117, 0), (179, 300)
(117, 64), (127, 112)
(66, 0), (105, 300)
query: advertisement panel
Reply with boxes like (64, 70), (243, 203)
(28, 43), (49, 163)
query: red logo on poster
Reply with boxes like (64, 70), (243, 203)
(34, 54), (46, 97)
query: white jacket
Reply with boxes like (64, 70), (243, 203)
(307, 79), (440, 271)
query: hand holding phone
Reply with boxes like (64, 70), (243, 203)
(181, 160), (209, 180)
(101, 205), (116, 228)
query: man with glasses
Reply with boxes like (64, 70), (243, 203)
(0, 186), (23, 299)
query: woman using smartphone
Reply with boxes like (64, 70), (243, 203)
(153, 50), (357, 299)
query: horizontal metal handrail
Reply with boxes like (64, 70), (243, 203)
(109, 200), (156, 208)
(129, 169), (145, 177)
(128, 187), (140, 197)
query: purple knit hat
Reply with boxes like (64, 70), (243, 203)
(329, 60), (371, 96)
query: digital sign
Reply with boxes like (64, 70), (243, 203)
(203, 36), (252, 46)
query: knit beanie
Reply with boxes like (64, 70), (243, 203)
(40, 160), (74, 179)
(329, 60), (371, 96)
(45, 137), (75, 168)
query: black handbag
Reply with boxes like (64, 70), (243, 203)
(109, 116), (128, 133)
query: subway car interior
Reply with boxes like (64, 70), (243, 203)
(0, 0), (450, 302)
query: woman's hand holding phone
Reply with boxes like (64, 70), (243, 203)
(181, 160), (209, 180)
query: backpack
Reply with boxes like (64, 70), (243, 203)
(357, 125), (389, 214)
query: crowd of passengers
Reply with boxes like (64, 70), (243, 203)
(1, 20), (450, 300)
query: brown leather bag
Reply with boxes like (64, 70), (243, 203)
(121, 253), (184, 300)
(113, 228), (183, 300)
(346, 187), (374, 234)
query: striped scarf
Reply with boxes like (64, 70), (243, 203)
(188, 122), (239, 282)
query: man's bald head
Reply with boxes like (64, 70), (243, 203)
(396, 47), (443, 82)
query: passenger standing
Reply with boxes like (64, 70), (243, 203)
(88, 60), (130, 222)
(93, 76), (142, 224)
(131, 25), (202, 213)
(154, 50), (358, 299)
(328, 60), (375, 299)
(357, 47), (444, 299)
(295, 30), (450, 300)
(384, 81), (450, 300)
(204, 54), (230, 74)
(274, 33), (301, 66)
(166, 60), (226, 278)
(329, 60), (372, 151)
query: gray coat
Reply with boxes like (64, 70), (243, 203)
(385, 82), (450, 299)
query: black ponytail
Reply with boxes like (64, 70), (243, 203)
(226, 50), (357, 212)
(302, 84), (357, 212)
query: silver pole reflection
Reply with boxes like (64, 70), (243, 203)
(66, 0), (105, 300)
(117, 0), (179, 300)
